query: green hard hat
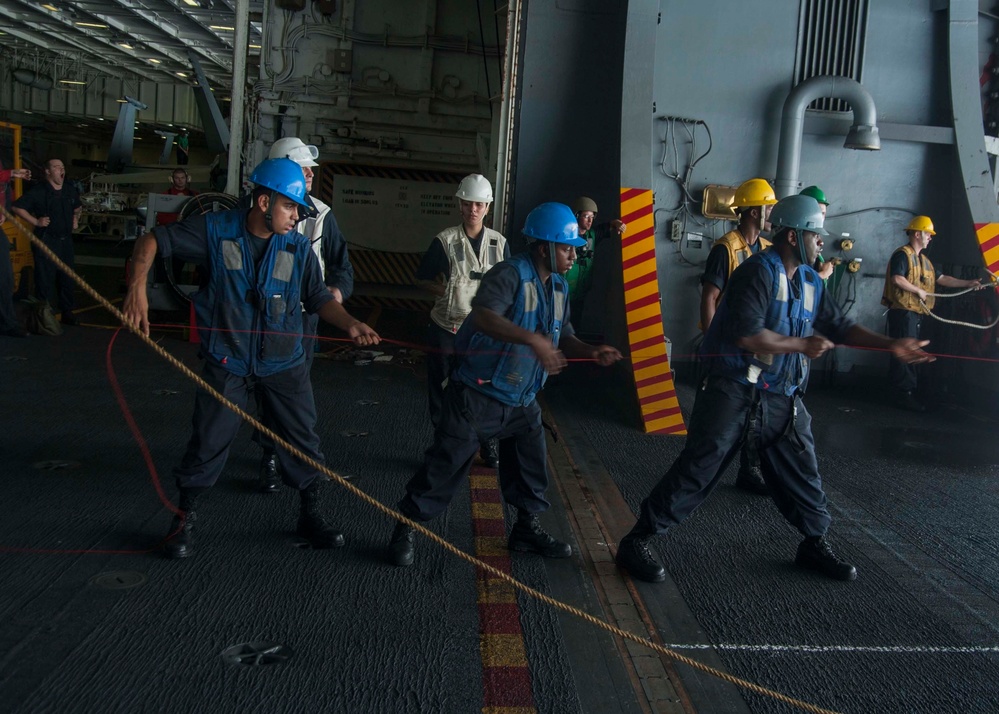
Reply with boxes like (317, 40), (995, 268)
(799, 185), (829, 205)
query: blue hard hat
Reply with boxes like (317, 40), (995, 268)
(522, 202), (586, 247)
(249, 158), (312, 210)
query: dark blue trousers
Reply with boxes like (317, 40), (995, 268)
(886, 308), (920, 393)
(31, 236), (75, 314)
(633, 377), (831, 538)
(176, 358), (325, 491)
(399, 382), (550, 521)
(0, 232), (19, 332)
(253, 313), (318, 456)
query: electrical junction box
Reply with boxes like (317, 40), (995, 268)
(670, 220), (682, 242)
(330, 49), (352, 73)
(685, 232), (706, 250)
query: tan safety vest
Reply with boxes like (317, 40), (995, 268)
(713, 229), (772, 304)
(429, 224), (507, 333)
(882, 244), (935, 313)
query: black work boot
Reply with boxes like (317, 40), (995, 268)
(507, 511), (571, 558)
(388, 521), (415, 567)
(736, 465), (769, 495)
(480, 438), (499, 468)
(258, 453), (281, 494)
(296, 481), (345, 548)
(616, 533), (666, 583)
(795, 536), (857, 581)
(163, 489), (199, 559)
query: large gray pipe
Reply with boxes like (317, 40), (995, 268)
(774, 75), (880, 199)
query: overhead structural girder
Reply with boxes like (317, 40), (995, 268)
(107, 95), (148, 173)
(939, 0), (999, 224)
(190, 55), (231, 153)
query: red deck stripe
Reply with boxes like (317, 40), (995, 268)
(650, 422), (688, 435)
(623, 270), (658, 292)
(640, 389), (676, 406)
(644, 405), (683, 421)
(635, 373), (667, 390)
(620, 231), (652, 250)
(472, 518), (508, 537)
(981, 233), (999, 253)
(483, 667), (535, 707)
(469, 488), (502, 503)
(621, 248), (657, 271)
(632, 354), (669, 373)
(478, 603), (524, 635)
(630, 334), (664, 353)
(620, 187), (646, 203)
(471, 472), (535, 711)
(621, 202), (653, 225)
(625, 292), (660, 312)
(627, 314), (664, 333)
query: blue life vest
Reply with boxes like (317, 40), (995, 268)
(701, 248), (822, 396)
(192, 209), (309, 377)
(452, 252), (568, 407)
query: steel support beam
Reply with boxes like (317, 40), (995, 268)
(945, 0), (999, 225)
(225, 0), (250, 196)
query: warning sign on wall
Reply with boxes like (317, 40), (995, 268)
(318, 164), (468, 254)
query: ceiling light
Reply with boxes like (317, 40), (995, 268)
(182, 0), (199, 5)
(148, 58), (161, 64)
(59, 79), (87, 85)
(75, 21), (108, 28)
(210, 25), (235, 31)
(117, 41), (133, 49)
(176, 72), (188, 77)
(116, 98), (128, 103)
(41, 4), (59, 11)
(249, 44), (261, 49)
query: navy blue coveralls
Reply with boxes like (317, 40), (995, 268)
(632, 248), (854, 539)
(12, 180), (81, 315)
(152, 209), (334, 491)
(398, 252), (572, 521)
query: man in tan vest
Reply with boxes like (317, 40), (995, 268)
(698, 178), (777, 495)
(416, 174), (509, 466)
(882, 215), (981, 412)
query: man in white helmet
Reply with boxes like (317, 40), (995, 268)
(415, 173), (510, 467)
(253, 137), (355, 493)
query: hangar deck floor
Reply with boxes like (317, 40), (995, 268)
(2, 300), (998, 714)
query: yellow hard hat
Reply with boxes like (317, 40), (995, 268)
(905, 216), (936, 235)
(732, 178), (778, 208)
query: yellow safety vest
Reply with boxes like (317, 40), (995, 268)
(881, 244), (935, 313)
(713, 229), (772, 302)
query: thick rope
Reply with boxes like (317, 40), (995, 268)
(1, 205), (840, 714)
(919, 281), (999, 329)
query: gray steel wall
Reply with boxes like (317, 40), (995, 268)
(512, 0), (626, 243)
(516, 0), (997, 378)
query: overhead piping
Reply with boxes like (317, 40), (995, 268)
(774, 75), (880, 199)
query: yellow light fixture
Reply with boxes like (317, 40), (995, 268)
(176, 72), (188, 77)
(210, 25), (235, 31)
(76, 21), (108, 28)
(118, 41), (133, 49)
(59, 79), (87, 85)
(249, 44), (261, 49)
(148, 58), (161, 64)
(182, 0), (199, 5)
(41, 4), (59, 11)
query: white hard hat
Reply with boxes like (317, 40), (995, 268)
(455, 174), (493, 203)
(269, 137), (319, 168)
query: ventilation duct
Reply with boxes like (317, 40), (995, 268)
(12, 69), (54, 91)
